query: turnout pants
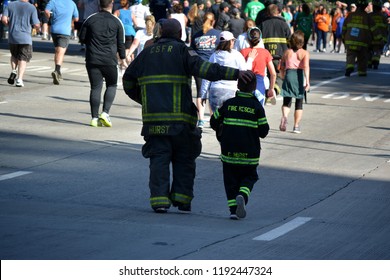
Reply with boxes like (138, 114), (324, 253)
(223, 163), (259, 214)
(142, 127), (202, 210)
(346, 46), (369, 76)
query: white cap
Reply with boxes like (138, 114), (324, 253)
(219, 31), (235, 42)
(384, 2), (390, 8)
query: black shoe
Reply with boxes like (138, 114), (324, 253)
(345, 69), (353, 77)
(172, 200), (191, 211)
(178, 204), (191, 212)
(8, 71), (17, 85)
(373, 64), (378, 70)
(51, 71), (61, 85)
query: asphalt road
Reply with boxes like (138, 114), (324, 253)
(0, 38), (389, 260)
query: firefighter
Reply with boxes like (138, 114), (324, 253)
(258, 3), (291, 95)
(123, 18), (252, 213)
(210, 71), (270, 219)
(368, 0), (388, 69)
(342, 0), (376, 76)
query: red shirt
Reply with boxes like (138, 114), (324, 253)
(240, 47), (273, 77)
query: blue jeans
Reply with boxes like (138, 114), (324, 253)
(316, 29), (327, 50)
(254, 74), (266, 106)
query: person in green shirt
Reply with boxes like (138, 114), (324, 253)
(293, 3), (313, 50)
(244, 0), (265, 21)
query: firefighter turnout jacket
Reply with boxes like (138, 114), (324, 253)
(369, 10), (388, 51)
(123, 37), (241, 136)
(210, 91), (270, 166)
(259, 15), (291, 60)
(342, 9), (376, 51)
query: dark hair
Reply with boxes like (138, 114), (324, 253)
(172, 3), (184, 13)
(247, 27), (261, 47)
(238, 71), (257, 93)
(243, 19), (256, 32)
(289, 30), (305, 50)
(301, 3), (310, 15)
(216, 40), (232, 52)
(100, 0), (113, 9)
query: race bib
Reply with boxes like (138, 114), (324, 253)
(350, 27), (360, 37)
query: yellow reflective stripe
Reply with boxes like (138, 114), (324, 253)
(263, 38), (288, 44)
(224, 67), (236, 80)
(213, 109), (220, 119)
(142, 85), (147, 113)
(173, 83), (181, 113)
(223, 118), (258, 128)
(228, 199), (237, 207)
(258, 117), (268, 125)
(374, 23), (387, 29)
(236, 91), (253, 98)
(143, 112), (197, 123)
(139, 75), (188, 85)
(199, 61), (212, 77)
(150, 196), (171, 207)
(239, 186), (251, 196)
(345, 40), (369, 47)
(345, 23), (370, 30)
(220, 154), (259, 165)
(171, 193), (192, 204)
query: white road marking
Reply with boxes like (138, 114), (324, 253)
(253, 217), (313, 241)
(310, 76), (345, 91)
(0, 171), (32, 182)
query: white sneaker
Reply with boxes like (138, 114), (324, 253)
(15, 79), (24, 87)
(99, 112), (112, 127)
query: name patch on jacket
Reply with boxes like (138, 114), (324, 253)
(149, 45), (173, 54)
(228, 105), (255, 114)
(148, 125), (170, 135)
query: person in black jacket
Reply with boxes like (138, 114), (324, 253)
(258, 3), (291, 96)
(123, 18), (252, 214)
(79, 0), (127, 127)
(210, 71), (269, 220)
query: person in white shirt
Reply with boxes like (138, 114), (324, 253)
(200, 31), (248, 113)
(130, 0), (151, 31)
(234, 19), (264, 52)
(127, 15), (156, 59)
(169, 2), (188, 42)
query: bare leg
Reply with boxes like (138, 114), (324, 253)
(10, 56), (18, 71)
(282, 105), (290, 119)
(196, 97), (205, 121)
(17, 60), (27, 80)
(54, 46), (66, 67)
(294, 109), (303, 128)
(42, 23), (49, 39)
(279, 105), (290, 131)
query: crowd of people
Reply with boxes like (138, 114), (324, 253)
(1, 0), (389, 218)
